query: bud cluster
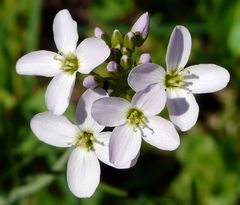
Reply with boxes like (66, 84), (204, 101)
(83, 12), (151, 92)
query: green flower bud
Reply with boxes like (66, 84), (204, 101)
(120, 55), (133, 70)
(123, 32), (136, 53)
(111, 29), (123, 49)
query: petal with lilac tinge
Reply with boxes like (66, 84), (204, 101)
(166, 88), (199, 131)
(53, 9), (78, 54)
(131, 84), (166, 116)
(92, 97), (130, 127)
(67, 148), (100, 198)
(77, 88), (108, 133)
(166, 26), (191, 71)
(16, 51), (61, 77)
(95, 132), (138, 169)
(109, 124), (142, 167)
(45, 73), (76, 115)
(76, 38), (110, 74)
(30, 112), (79, 147)
(94, 132), (112, 166)
(184, 64), (230, 94)
(128, 63), (166, 92)
(142, 116), (180, 151)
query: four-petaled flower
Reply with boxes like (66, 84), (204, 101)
(128, 25), (230, 131)
(16, 9), (110, 115)
(92, 84), (180, 167)
(16, 8), (231, 198)
(30, 89), (134, 198)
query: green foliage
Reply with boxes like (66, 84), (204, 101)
(1, 0), (240, 204)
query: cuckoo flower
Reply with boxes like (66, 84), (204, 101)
(16, 9), (110, 115)
(92, 84), (180, 167)
(30, 89), (133, 198)
(128, 26), (230, 131)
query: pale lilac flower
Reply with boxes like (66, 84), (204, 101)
(131, 12), (150, 39)
(83, 76), (97, 89)
(16, 9), (110, 115)
(30, 89), (134, 198)
(139, 53), (152, 64)
(128, 25), (230, 131)
(107, 61), (118, 72)
(92, 84), (180, 167)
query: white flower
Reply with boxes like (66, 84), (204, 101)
(16, 9), (110, 115)
(30, 89), (134, 198)
(92, 84), (180, 167)
(128, 25), (230, 131)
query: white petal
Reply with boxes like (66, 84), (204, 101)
(53, 9), (78, 54)
(76, 38), (110, 74)
(166, 26), (191, 71)
(67, 148), (100, 198)
(30, 112), (79, 147)
(128, 63), (166, 92)
(142, 116), (180, 151)
(184, 64), (230, 94)
(45, 73), (76, 115)
(92, 97), (130, 127)
(117, 152), (139, 169)
(76, 88), (108, 133)
(16, 51), (61, 77)
(131, 84), (167, 116)
(94, 132), (138, 169)
(166, 88), (199, 131)
(109, 124), (142, 167)
(94, 132), (111, 166)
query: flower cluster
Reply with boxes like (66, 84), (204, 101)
(16, 9), (230, 198)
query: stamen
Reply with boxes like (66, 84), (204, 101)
(126, 108), (151, 135)
(54, 52), (79, 74)
(75, 131), (96, 151)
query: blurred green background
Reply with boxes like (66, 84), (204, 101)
(0, 0), (240, 204)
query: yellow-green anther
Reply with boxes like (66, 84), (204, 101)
(55, 53), (79, 74)
(120, 55), (133, 70)
(165, 72), (186, 88)
(76, 131), (96, 151)
(126, 108), (147, 128)
(123, 32), (136, 52)
(111, 29), (123, 49)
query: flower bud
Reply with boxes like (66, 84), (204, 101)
(107, 61), (118, 72)
(94, 27), (104, 38)
(139, 53), (152, 64)
(94, 27), (111, 47)
(83, 75), (97, 89)
(131, 12), (150, 46)
(120, 55), (133, 70)
(123, 32), (136, 53)
(111, 29), (123, 49)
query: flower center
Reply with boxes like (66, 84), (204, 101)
(126, 108), (148, 129)
(54, 52), (79, 74)
(75, 131), (95, 151)
(165, 71), (185, 88)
